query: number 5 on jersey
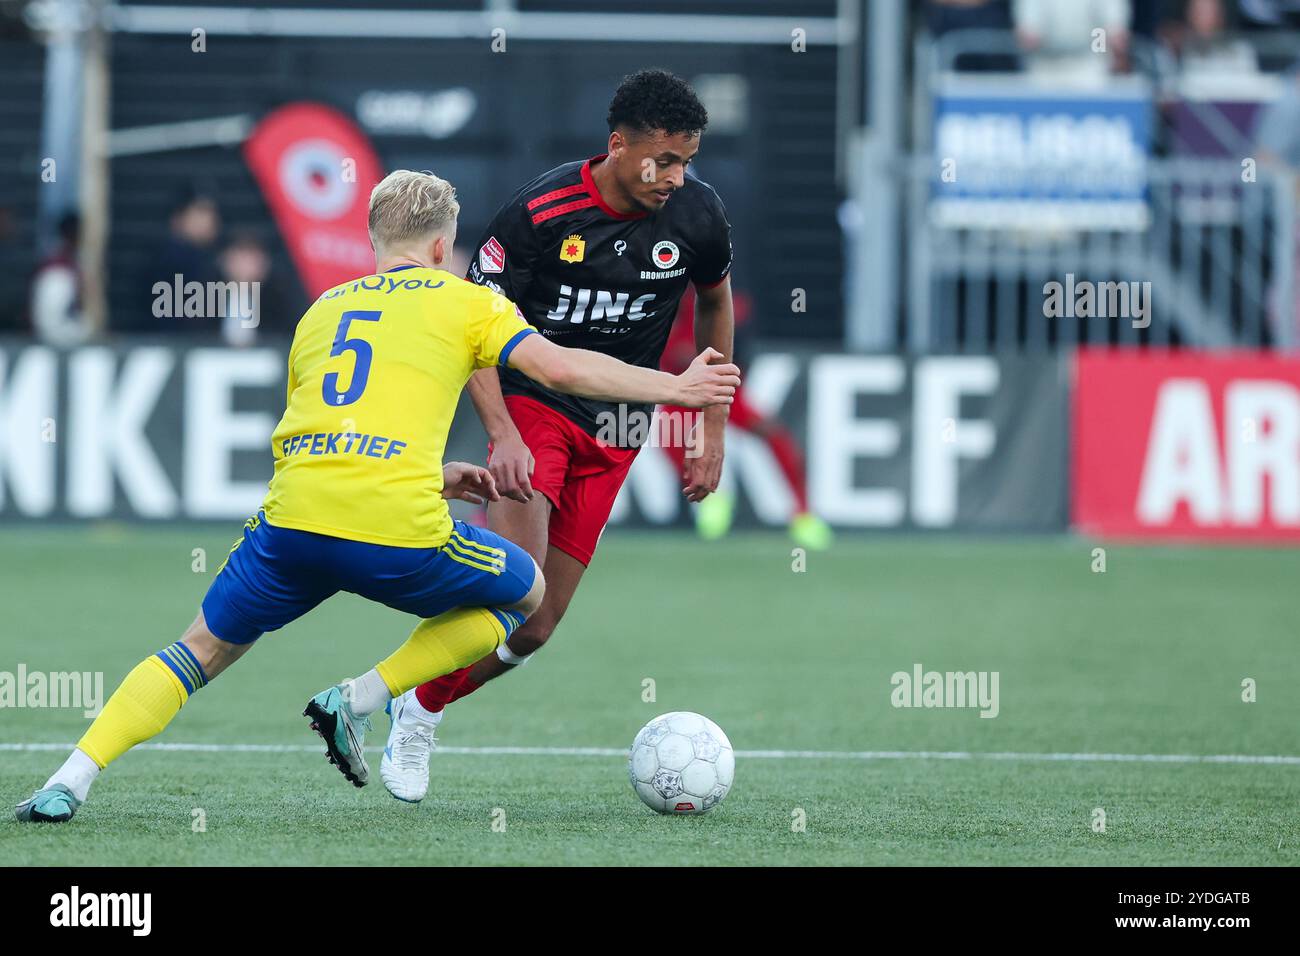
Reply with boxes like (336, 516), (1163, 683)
(323, 310), (381, 406)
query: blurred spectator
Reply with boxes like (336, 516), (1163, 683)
(1174, 0), (1258, 74)
(1014, 0), (1132, 82)
(218, 232), (265, 347)
(219, 234), (297, 345)
(925, 0), (1019, 71)
(29, 212), (93, 347)
(140, 185), (222, 333)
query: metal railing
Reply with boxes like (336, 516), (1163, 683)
(879, 28), (1300, 353)
(902, 155), (1296, 352)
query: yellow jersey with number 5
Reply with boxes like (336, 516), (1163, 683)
(261, 265), (534, 548)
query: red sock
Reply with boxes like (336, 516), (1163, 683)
(447, 672), (483, 705)
(764, 428), (810, 513)
(414, 667), (471, 713)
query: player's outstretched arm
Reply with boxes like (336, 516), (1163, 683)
(508, 335), (739, 408)
(467, 368), (535, 503)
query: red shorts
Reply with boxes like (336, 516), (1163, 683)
(497, 394), (638, 566)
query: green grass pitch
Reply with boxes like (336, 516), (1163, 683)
(1, 525), (1297, 866)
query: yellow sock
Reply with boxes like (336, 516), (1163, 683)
(77, 642), (207, 769)
(375, 607), (507, 697)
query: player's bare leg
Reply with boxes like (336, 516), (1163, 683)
(443, 485), (592, 688)
(490, 486), (553, 563)
(379, 520), (553, 796)
(320, 551), (544, 792)
(465, 543), (585, 681)
(384, 494), (548, 712)
(382, 543), (581, 800)
(383, 494), (590, 801)
(379, 492), (552, 798)
(178, 612), (260, 677)
(16, 611), (254, 822)
(415, 490), (552, 698)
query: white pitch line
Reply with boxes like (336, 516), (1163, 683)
(1, 742), (1299, 765)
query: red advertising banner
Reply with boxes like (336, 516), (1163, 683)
(1074, 349), (1300, 540)
(243, 102), (384, 297)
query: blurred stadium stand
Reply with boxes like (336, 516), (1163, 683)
(4, 1), (1300, 539)
(4, 0), (1298, 351)
(3, 0), (848, 343)
(0, 19), (45, 333)
(102, 34), (845, 341)
(910, 26), (1297, 351)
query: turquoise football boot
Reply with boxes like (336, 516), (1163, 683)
(15, 784), (81, 823)
(304, 685), (372, 787)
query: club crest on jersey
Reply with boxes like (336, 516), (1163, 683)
(479, 237), (505, 274)
(560, 235), (586, 263)
(652, 240), (680, 270)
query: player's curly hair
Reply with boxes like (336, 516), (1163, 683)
(607, 69), (708, 137)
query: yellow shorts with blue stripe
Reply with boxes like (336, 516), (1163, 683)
(202, 513), (535, 645)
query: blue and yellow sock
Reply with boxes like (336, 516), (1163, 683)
(374, 607), (509, 698)
(77, 642), (209, 769)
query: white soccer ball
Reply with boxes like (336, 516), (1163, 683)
(628, 711), (734, 814)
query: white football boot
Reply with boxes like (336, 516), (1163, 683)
(380, 689), (442, 803)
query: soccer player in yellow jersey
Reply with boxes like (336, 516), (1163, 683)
(16, 170), (739, 822)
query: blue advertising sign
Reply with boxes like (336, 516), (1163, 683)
(932, 78), (1153, 230)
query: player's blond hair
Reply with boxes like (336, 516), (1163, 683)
(367, 169), (460, 252)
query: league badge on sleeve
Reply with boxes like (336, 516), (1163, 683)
(479, 237), (506, 274)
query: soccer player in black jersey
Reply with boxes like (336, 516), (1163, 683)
(381, 70), (736, 801)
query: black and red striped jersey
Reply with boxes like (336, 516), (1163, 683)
(466, 153), (732, 441)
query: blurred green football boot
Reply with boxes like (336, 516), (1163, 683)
(790, 512), (833, 551)
(694, 491), (736, 540)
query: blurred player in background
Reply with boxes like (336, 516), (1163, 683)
(383, 69), (735, 802)
(657, 287), (832, 550)
(15, 169), (738, 823)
